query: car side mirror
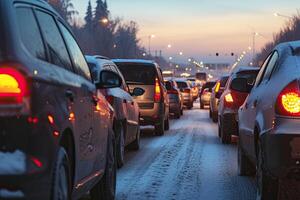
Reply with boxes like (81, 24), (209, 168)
(230, 77), (253, 93)
(131, 87), (145, 96)
(96, 70), (122, 89)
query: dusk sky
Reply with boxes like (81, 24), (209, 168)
(72, 0), (298, 63)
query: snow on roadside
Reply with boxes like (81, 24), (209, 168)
(0, 150), (26, 175)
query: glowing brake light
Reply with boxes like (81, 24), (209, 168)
(215, 81), (221, 93)
(277, 80), (300, 116)
(0, 68), (27, 104)
(225, 93), (234, 103)
(154, 78), (161, 102)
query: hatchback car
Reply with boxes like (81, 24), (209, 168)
(175, 79), (194, 109)
(238, 41), (300, 199)
(0, 1), (117, 199)
(164, 79), (184, 119)
(113, 59), (170, 136)
(187, 78), (199, 101)
(200, 81), (216, 109)
(210, 76), (229, 122)
(218, 67), (259, 144)
(86, 56), (144, 168)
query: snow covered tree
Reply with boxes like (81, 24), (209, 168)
(84, 0), (93, 30)
(48, 0), (78, 22)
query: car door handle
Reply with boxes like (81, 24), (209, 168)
(65, 90), (74, 102)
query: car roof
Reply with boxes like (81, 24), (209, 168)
(12, 0), (59, 16)
(276, 41), (300, 54)
(86, 55), (115, 67)
(231, 66), (259, 74)
(112, 59), (156, 65)
(174, 78), (188, 82)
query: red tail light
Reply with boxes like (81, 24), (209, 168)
(0, 68), (27, 104)
(276, 80), (300, 116)
(154, 78), (161, 102)
(168, 90), (178, 95)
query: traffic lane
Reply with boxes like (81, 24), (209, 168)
(117, 107), (256, 200)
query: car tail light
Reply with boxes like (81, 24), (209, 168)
(168, 90), (178, 95)
(225, 93), (234, 103)
(276, 80), (300, 116)
(215, 81), (221, 93)
(154, 78), (162, 102)
(183, 88), (191, 93)
(0, 68), (27, 105)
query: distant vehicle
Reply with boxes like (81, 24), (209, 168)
(218, 67), (259, 144)
(195, 72), (207, 84)
(164, 79), (184, 119)
(200, 81), (216, 109)
(86, 56), (144, 168)
(210, 76), (229, 122)
(238, 42), (300, 199)
(187, 78), (199, 101)
(0, 1), (116, 199)
(175, 79), (194, 109)
(114, 59), (170, 136)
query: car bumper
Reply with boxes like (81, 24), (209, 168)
(169, 102), (181, 113)
(222, 112), (238, 136)
(139, 103), (164, 125)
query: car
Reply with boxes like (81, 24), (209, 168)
(210, 76), (229, 122)
(175, 79), (194, 109)
(238, 41), (300, 199)
(0, 1), (117, 199)
(164, 79), (184, 119)
(113, 59), (170, 136)
(199, 81), (216, 109)
(218, 67), (259, 144)
(86, 56), (144, 168)
(187, 78), (200, 101)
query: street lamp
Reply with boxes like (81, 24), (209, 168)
(167, 44), (172, 48)
(148, 34), (155, 55)
(99, 17), (109, 25)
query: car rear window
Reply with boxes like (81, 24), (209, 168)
(236, 70), (259, 85)
(220, 76), (229, 87)
(116, 63), (156, 85)
(176, 81), (188, 89)
(203, 82), (216, 89)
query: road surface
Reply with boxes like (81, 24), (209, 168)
(116, 106), (256, 200)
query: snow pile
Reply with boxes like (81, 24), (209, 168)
(0, 150), (26, 175)
(0, 189), (24, 198)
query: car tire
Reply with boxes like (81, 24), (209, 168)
(238, 141), (255, 176)
(209, 108), (212, 118)
(200, 102), (204, 109)
(220, 118), (231, 144)
(218, 119), (221, 138)
(256, 143), (279, 200)
(51, 147), (71, 200)
(175, 111), (181, 119)
(90, 131), (116, 200)
(164, 117), (170, 131)
(115, 122), (125, 168)
(180, 109), (183, 116)
(212, 112), (218, 123)
(128, 125), (140, 151)
(155, 119), (165, 136)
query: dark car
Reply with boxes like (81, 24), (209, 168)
(218, 67), (259, 144)
(0, 1), (117, 199)
(86, 55), (144, 168)
(175, 79), (194, 109)
(200, 81), (216, 109)
(113, 59), (170, 136)
(238, 41), (300, 199)
(209, 76), (229, 122)
(164, 79), (184, 119)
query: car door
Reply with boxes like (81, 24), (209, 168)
(57, 21), (105, 182)
(240, 52), (277, 160)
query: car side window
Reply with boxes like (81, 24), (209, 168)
(16, 7), (46, 61)
(35, 10), (72, 71)
(261, 51), (279, 82)
(254, 53), (272, 87)
(58, 22), (91, 81)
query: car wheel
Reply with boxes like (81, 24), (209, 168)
(238, 141), (255, 176)
(155, 119), (165, 136)
(212, 112), (218, 123)
(200, 102), (204, 109)
(220, 118), (231, 144)
(180, 108), (183, 116)
(51, 147), (71, 200)
(90, 131), (116, 200)
(209, 108), (212, 118)
(164, 117), (170, 131)
(128, 125), (140, 151)
(256, 143), (279, 200)
(116, 122), (125, 168)
(218, 119), (221, 138)
(175, 110), (181, 119)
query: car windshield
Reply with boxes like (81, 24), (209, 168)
(116, 63), (156, 85)
(176, 81), (188, 89)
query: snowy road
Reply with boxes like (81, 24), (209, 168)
(116, 107), (256, 200)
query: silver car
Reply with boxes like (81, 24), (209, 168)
(238, 41), (300, 199)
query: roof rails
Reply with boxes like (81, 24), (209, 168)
(94, 55), (110, 60)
